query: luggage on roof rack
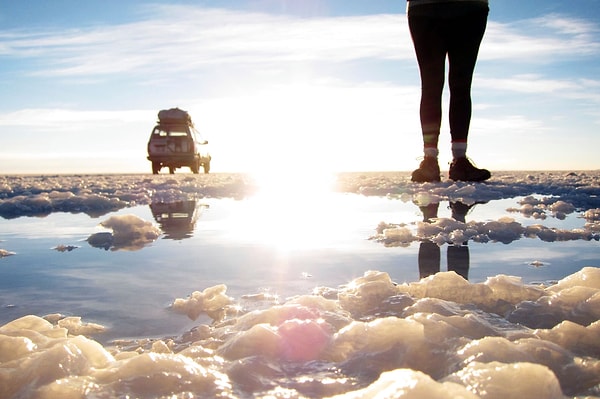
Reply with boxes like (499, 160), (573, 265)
(157, 107), (193, 126)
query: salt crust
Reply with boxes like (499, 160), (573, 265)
(0, 174), (257, 219)
(377, 214), (600, 246)
(0, 171), (598, 218)
(1, 172), (599, 397)
(1, 172), (598, 248)
(2, 267), (599, 398)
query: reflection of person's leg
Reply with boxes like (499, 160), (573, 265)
(447, 245), (469, 280)
(408, 13), (446, 182)
(447, 7), (491, 182)
(419, 241), (441, 279)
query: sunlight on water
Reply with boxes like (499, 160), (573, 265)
(228, 169), (354, 250)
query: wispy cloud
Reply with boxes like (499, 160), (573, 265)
(1, 5), (598, 80)
(473, 115), (549, 134)
(0, 108), (151, 128)
(477, 74), (600, 106)
(481, 15), (599, 61)
(534, 14), (599, 37)
(479, 74), (581, 93)
(1, 6), (411, 78)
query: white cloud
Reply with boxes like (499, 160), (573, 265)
(477, 74), (600, 106)
(478, 74), (580, 93)
(0, 108), (152, 127)
(2, 7), (411, 78)
(533, 14), (599, 37)
(472, 115), (549, 135)
(2, 5), (597, 80)
(480, 16), (599, 61)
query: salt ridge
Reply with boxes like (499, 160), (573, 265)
(1, 171), (599, 219)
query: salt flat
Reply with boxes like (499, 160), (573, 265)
(0, 171), (599, 398)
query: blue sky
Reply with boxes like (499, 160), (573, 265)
(0, 0), (599, 174)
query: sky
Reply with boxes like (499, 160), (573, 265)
(0, 0), (599, 175)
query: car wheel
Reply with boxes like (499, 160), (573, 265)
(191, 160), (200, 174)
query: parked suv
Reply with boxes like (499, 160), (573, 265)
(147, 108), (211, 174)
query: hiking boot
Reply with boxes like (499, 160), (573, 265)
(449, 157), (491, 182)
(411, 157), (441, 183)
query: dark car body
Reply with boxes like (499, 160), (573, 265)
(147, 108), (211, 174)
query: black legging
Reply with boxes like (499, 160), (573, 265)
(408, 4), (488, 145)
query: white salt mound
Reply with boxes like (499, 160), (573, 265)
(0, 248), (16, 257)
(1, 267), (599, 398)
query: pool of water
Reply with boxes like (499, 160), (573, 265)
(1, 187), (598, 343)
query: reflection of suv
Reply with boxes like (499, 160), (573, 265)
(147, 108), (211, 174)
(150, 200), (206, 240)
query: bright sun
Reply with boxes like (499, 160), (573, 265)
(214, 83), (380, 250)
(227, 166), (352, 251)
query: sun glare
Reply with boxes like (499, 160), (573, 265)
(217, 83), (378, 250)
(227, 165), (352, 251)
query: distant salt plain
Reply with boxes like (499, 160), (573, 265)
(0, 171), (599, 398)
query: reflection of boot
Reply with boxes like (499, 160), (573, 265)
(419, 203), (439, 223)
(449, 201), (471, 223)
(449, 201), (487, 223)
(418, 241), (441, 279)
(447, 245), (469, 280)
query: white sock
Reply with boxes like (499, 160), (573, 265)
(424, 147), (439, 158)
(451, 142), (467, 159)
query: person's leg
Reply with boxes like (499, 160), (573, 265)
(447, 7), (490, 181)
(408, 13), (447, 182)
(447, 8), (487, 144)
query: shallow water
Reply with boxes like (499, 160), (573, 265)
(0, 172), (599, 398)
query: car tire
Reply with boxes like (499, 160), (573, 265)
(191, 160), (200, 174)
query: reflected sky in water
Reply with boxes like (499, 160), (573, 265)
(0, 176), (599, 343)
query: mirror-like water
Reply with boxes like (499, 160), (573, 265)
(2, 192), (597, 341)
